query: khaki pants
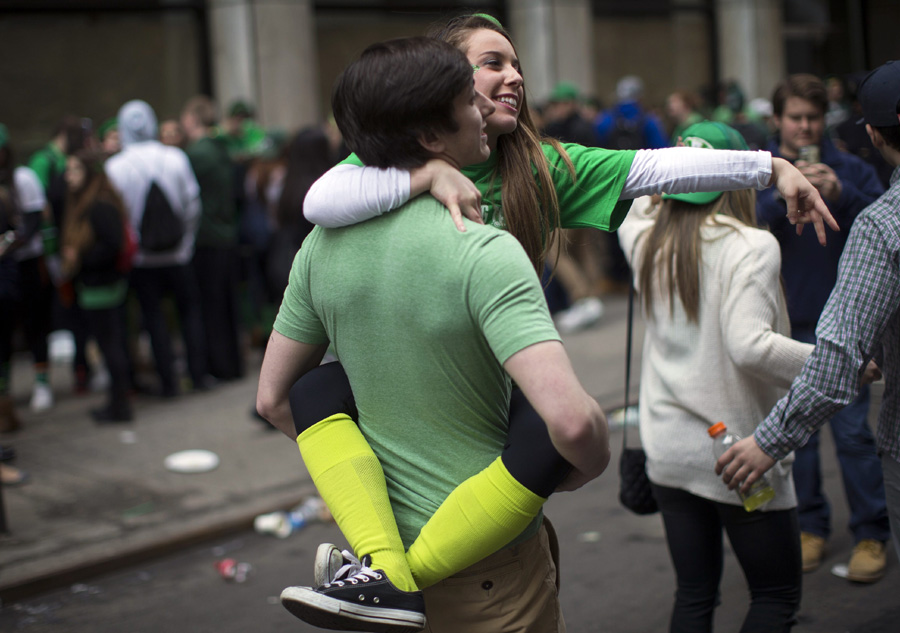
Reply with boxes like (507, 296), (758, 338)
(422, 520), (565, 633)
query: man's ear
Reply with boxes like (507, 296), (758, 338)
(866, 123), (883, 150)
(417, 129), (445, 155)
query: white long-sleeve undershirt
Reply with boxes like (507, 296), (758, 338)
(303, 147), (773, 228)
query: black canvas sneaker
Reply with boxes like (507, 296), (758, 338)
(281, 556), (425, 633)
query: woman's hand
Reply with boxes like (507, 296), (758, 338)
(410, 159), (483, 232)
(770, 157), (840, 245)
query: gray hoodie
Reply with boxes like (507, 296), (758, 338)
(117, 100), (158, 148)
(106, 100), (200, 266)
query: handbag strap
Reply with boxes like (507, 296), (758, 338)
(621, 273), (635, 452)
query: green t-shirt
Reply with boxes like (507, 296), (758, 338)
(274, 195), (561, 546)
(28, 143), (66, 193)
(185, 136), (237, 247)
(343, 143), (636, 234)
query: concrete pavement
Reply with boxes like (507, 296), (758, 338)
(1, 293), (896, 632)
(0, 343), (314, 603)
(0, 296), (640, 603)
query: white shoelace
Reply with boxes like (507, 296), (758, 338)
(326, 551), (383, 587)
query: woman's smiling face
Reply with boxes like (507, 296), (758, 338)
(463, 28), (524, 146)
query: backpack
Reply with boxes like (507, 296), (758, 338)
(606, 114), (647, 150)
(139, 180), (184, 252)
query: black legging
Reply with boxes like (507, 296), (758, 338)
(652, 483), (802, 633)
(289, 361), (572, 498)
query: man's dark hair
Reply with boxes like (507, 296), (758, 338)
(183, 95), (218, 128)
(52, 115), (87, 155)
(874, 107), (900, 152)
(332, 36), (472, 169)
(772, 74), (828, 117)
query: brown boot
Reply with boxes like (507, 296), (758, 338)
(0, 396), (21, 433)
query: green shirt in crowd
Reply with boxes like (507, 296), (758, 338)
(185, 136), (237, 248)
(28, 142), (66, 193)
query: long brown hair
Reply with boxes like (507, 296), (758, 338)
(62, 152), (127, 265)
(429, 14), (575, 272)
(638, 189), (757, 322)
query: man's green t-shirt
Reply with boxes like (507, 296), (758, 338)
(343, 143), (636, 234)
(28, 143), (66, 193)
(185, 136), (237, 247)
(274, 195), (561, 546)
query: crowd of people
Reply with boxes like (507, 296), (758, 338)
(533, 70), (895, 337)
(254, 11), (898, 633)
(2, 10), (899, 633)
(0, 96), (346, 484)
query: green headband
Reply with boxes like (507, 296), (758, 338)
(470, 13), (503, 29)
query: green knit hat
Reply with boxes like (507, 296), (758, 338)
(549, 81), (579, 103)
(98, 118), (117, 141)
(663, 121), (749, 205)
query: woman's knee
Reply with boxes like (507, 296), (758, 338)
(289, 362), (357, 435)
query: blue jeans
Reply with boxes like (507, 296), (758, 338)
(881, 455), (900, 564)
(791, 326), (889, 543)
(652, 484), (801, 633)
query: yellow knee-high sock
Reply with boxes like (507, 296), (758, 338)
(406, 456), (546, 589)
(297, 414), (416, 592)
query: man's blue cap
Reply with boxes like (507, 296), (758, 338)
(857, 60), (900, 127)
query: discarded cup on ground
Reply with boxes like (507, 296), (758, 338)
(215, 558), (251, 583)
(253, 496), (332, 538)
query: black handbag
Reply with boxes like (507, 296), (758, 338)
(617, 276), (659, 515)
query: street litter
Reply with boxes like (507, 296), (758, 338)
(253, 496), (333, 538)
(831, 563), (849, 579)
(578, 531), (602, 543)
(164, 449), (220, 473)
(216, 558), (252, 582)
(608, 405), (639, 428)
(119, 430), (138, 444)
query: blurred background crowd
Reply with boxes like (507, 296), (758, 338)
(0, 0), (897, 499)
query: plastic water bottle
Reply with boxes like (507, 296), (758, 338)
(253, 497), (331, 538)
(708, 422), (775, 512)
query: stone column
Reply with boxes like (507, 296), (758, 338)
(207, 0), (320, 130)
(253, 0), (320, 130)
(507, 0), (594, 103)
(715, 0), (785, 101)
(670, 0), (714, 94)
(207, 0), (256, 115)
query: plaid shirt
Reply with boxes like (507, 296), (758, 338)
(756, 166), (900, 462)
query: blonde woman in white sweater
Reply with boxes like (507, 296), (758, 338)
(618, 122), (813, 633)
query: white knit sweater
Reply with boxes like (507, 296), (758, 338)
(618, 197), (814, 510)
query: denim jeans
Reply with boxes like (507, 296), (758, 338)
(881, 455), (900, 564)
(652, 484), (801, 633)
(791, 326), (890, 543)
